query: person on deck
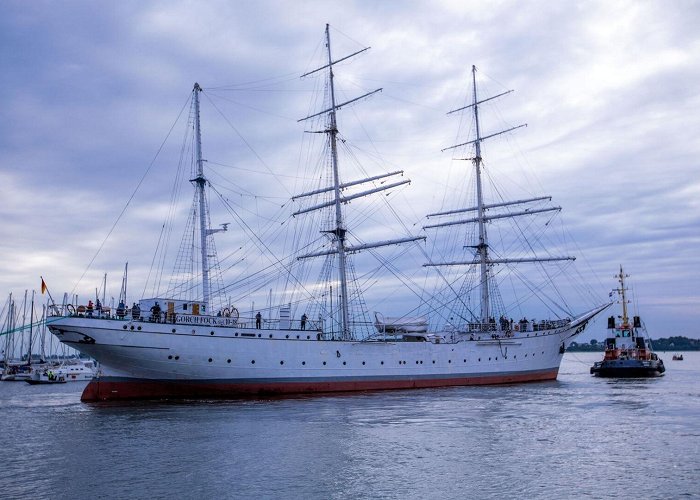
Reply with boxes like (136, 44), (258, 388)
(255, 312), (262, 329)
(301, 313), (307, 330)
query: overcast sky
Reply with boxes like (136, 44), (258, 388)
(1, 0), (699, 341)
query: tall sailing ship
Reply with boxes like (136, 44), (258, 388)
(48, 26), (607, 401)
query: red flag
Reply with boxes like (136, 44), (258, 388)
(41, 278), (47, 295)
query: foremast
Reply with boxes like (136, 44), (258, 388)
(424, 65), (573, 326)
(295, 25), (424, 339)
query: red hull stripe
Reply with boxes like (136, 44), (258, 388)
(81, 369), (559, 402)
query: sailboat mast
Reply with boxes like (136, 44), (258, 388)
(324, 24), (351, 340)
(471, 65), (490, 324)
(192, 83), (211, 312)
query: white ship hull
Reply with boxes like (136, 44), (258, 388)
(48, 307), (601, 401)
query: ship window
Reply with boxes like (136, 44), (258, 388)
(172, 329), (176, 333)
(123, 325), (127, 330)
(478, 358), (481, 362)
(137, 326), (141, 331)
(175, 356), (179, 360)
(416, 361), (419, 364)
(280, 361), (284, 365)
(323, 361), (327, 366)
(432, 360), (435, 364)
(227, 359), (231, 363)
(210, 331), (214, 335)
(362, 361), (365, 365)
(463, 359), (466, 363)
(251, 360), (255, 364)
(269, 334), (273, 338)
(286, 335), (289, 339)
(183, 304), (188, 310)
(302, 361), (306, 365)
(296, 335), (300, 339)
(208, 358), (212, 362)
(168, 355), (173, 359)
(343, 361), (346, 365)
(381, 361), (384, 365)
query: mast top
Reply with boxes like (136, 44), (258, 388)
(194, 82), (202, 92)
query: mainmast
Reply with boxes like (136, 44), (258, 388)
(470, 65), (491, 324)
(296, 25), (424, 339)
(324, 25), (352, 340)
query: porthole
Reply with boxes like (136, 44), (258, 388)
(496, 357), (498, 361)
(362, 361), (365, 365)
(296, 335), (300, 339)
(306, 336), (310, 340)
(432, 360), (435, 364)
(251, 360), (255, 364)
(420, 361), (423, 364)
(478, 358), (481, 362)
(235, 333), (238, 337)
(175, 356), (179, 360)
(302, 361), (306, 366)
(227, 359), (231, 363)
(208, 358), (213, 362)
(269, 334), (273, 338)
(137, 326), (141, 331)
(123, 325), (127, 330)
(172, 329), (176, 333)
(168, 355), (173, 359)
(342, 361), (346, 365)
(210, 331), (214, 336)
(416, 361), (419, 364)
(399, 361), (402, 365)
(323, 361), (327, 366)
(280, 361), (284, 365)
(257, 334), (261, 338)
(489, 357), (491, 361)
(448, 360), (451, 363)
(463, 359), (466, 363)
(285, 334), (289, 339)
(381, 361), (384, 365)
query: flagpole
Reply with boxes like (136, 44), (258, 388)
(40, 276), (57, 310)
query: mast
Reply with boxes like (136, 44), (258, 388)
(192, 83), (209, 311)
(296, 26), (424, 339)
(425, 66), (574, 326)
(324, 24), (352, 340)
(616, 265), (630, 326)
(470, 65), (491, 324)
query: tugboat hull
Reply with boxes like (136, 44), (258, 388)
(590, 359), (665, 377)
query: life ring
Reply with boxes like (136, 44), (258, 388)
(229, 307), (239, 322)
(66, 304), (76, 315)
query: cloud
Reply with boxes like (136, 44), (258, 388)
(1, 0), (699, 339)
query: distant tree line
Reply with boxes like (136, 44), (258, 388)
(568, 336), (700, 352)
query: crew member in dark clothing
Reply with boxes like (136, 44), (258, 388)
(255, 311), (262, 329)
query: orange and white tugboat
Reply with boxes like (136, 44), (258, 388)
(591, 266), (665, 377)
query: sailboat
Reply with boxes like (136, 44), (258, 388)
(590, 266), (665, 377)
(48, 25), (608, 402)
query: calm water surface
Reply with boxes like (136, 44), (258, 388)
(1, 352), (698, 499)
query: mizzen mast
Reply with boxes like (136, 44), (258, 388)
(192, 83), (226, 312)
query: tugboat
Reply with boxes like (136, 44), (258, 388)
(591, 266), (665, 377)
